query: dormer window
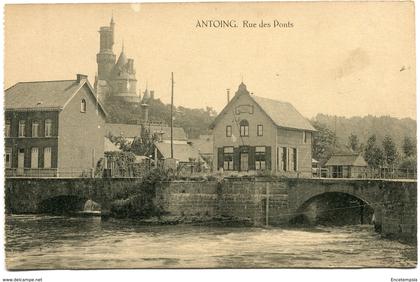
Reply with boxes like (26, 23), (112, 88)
(239, 120), (249, 137)
(81, 99), (87, 113)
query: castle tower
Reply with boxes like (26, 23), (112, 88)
(95, 17), (140, 104)
(108, 46), (139, 103)
(96, 17), (116, 81)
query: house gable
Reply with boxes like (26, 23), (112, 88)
(353, 155), (368, 167)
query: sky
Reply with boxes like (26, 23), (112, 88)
(4, 2), (416, 119)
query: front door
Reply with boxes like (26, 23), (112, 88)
(240, 152), (249, 171)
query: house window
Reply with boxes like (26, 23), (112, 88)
(5, 120), (10, 137)
(44, 147), (52, 168)
(303, 131), (308, 144)
(5, 147), (11, 168)
(255, 146), (266, 170)
(45, 119), (52, 137)
(257, 125), (263, 136)
(223, 147), (234, 171)
(226, 125), (232, 137)
(281, 147), (287, 171)
(18, 120), (26, 137)
(81, 99), (87, 113)
(290, 148), (298, 172)
(32, 121), (39, 137)
(239, 120), (249, 137)
(31, 147), (39, 168)
(332, 166), (343, 178)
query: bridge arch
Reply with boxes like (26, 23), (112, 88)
(290, 191), (375, 226)
(37, 194), (103, 215)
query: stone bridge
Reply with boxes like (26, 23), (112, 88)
(4, 177), (417, 239)
(4, 178), (145, 214)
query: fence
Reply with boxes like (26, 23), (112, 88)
(5, 168), (93, 178)
(5, 166), (417, 180)
(316, 167), (417, 180)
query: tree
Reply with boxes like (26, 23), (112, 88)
(130, 125), (158, 157)
(311, 121), (337, 163)
(364, 135), (384, 168)
(382, 135), (398, 166)
(108, 134), (131, 152)
(402, 136), (416, 158)
(348, 133), (360, 152)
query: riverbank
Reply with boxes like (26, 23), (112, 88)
(5, 215), (417, 269)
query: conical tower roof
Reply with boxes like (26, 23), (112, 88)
(115, 50), (127, 68)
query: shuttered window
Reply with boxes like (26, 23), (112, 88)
(255, 146), (266, 170)
(223, 147), (234, 171)
(281, 147), (287, 171)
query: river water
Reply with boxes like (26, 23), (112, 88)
(5, 215), (417, 270)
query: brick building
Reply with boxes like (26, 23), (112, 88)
(4, 74), (107, 177)
(210, 82), (316, 177)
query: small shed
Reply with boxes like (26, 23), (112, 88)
(325, 153), (368, 178)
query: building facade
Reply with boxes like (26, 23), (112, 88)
(95, 17), (139, 104)
(210, 83), (316, 177)
(5, 74), (106, 177)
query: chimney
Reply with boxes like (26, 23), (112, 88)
(226, 89), (230, 105)
(77, 74), (88, 83)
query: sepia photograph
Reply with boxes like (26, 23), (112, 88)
(1, 0), (417, 278)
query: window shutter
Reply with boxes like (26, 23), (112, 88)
(217, 148), (224, 170)
(233, 147), (240, 171)
(249, 146), (256, 170)
(265, 146), (272, 171)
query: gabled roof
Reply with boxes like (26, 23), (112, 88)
(210, 83), (315, 132)
(155, 142), (202, 162)
(250, 95), (316, 132)
(104, 137), (121, 152)
(188, 135), (213, 155)
(105, 123), (141, 138)
(325, 154), (368, 167)
(147, 125), (187, 141)
(4, 76), (107, 116)
(105, 123), (188, 141)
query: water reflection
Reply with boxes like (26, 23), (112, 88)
(5, 215), (417, 269)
